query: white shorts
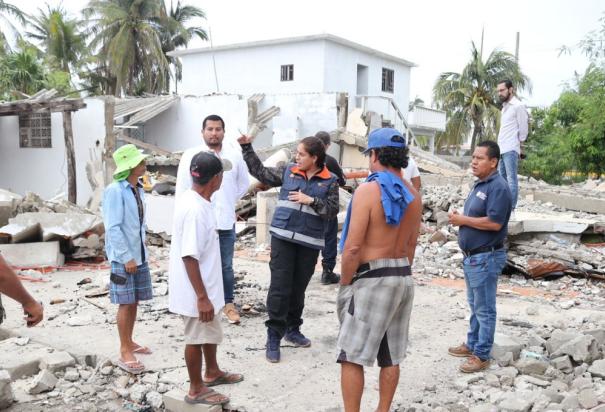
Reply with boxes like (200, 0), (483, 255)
(182, 315), (223, 345)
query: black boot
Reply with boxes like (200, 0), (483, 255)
(321, 267), (340, 285)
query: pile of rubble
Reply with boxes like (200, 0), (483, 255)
(0, 191), (105, 266)
(0, 337), (188, 411)
(405, 314), (605, 412)
(415, 184), (605, 300)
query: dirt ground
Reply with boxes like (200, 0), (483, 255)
(2, 252), (603, 412)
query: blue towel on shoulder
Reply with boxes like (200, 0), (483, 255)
(339, 171), (415, 251)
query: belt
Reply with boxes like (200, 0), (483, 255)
(462, 243), (504, 258)
(352, 263), (411, 284)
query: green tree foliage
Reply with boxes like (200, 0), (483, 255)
(433, 42), (531, 152)
(26, 4), (87, 74)
(0, 42), (75, 100)
(521, 66), (605, 183)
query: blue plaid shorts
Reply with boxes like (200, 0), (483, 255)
(109, 261), (153, 304)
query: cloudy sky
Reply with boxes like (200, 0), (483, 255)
(11, 0), (604, 107)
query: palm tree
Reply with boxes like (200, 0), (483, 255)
(26, 4), (87, 74)
(83, 0), (170, 96)
(1, 44), (47, 96)
(0, 0), (26, 50)
(159, 0), (207, 93)
(433, 42), (531, 152)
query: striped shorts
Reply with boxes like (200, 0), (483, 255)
(109, 261), (153, 305)
(336, 258), (415, 367)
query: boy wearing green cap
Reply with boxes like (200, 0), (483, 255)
(102, 144), (153, 374)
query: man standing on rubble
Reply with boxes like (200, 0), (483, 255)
(176, 115), (250, 325)
(0, 253), (44, 327)
(337, 128), (421, 412)
(447, 140), (512, 373)
(315, 131), (346, 285)
(103, 144), (154, 374)
(496, 79), (528, 210)
(169, 151), (243, 407)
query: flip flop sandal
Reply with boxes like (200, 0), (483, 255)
(203, 371), (244, 387)
(115, 359), (145, 374)
(184, 389), (229, 405)
(133, 346), (153, 354)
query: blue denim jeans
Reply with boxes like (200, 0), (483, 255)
(218, 225), (236, 304)
(498, 151), (519, 209)
(463, 249), (507, 360)
(321, 217), (338, 271)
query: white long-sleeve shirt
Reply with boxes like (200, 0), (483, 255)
(497, 96), (529, 155)
(175, 142), (250, 230)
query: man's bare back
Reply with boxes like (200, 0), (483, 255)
(341, 173), (422, 284)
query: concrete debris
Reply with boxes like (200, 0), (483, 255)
(27, 369), (58, 394)
(0, 369), (14, 409)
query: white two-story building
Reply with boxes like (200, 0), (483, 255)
(169, 34), (415, 124)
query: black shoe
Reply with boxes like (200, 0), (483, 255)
(266, 328), (281, 363)
(284, 328), (311, 347)
(321, 269), (340, 285)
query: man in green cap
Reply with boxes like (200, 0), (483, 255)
(102, 144), (153, 374)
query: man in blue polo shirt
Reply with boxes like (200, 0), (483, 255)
(447, 140), (512, 373)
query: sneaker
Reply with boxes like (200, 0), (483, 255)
(284, 328), (311, 348)
(266, 329), (281, 363)
(448, 343), (473, 357)
(459, 355), (490, 373)
(321, 269), (340, 285)
(223, 303), (240, 324)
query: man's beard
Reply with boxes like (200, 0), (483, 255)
(499, 93), (509, 103)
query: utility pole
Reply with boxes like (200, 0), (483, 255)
(515, 32), (520, 62)
(480, 27), (484, 57)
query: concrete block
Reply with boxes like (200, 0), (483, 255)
(491, 333), (523, 361)
(28, 369), (58, 394)
(255, 190), (279, 246)
(163, 389), (223, 412)
(514, 358), (549, 375)
(588, 359), (605, 378)
(146, 194), (175, 236)
(39, 351), (75, 373)
(0, 241), (64, 268)
(0, 338), (50, 379)
(0, 369), (14, 409)
(550, 355), (573, 373)
(531, 190), (605, 214)
(578, 388), (598, 409)
(551, 334), (596, 362)
(545, 329), (582, 354)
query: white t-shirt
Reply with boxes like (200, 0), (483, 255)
(168, 189), (225, 317)
(175, 142), (249, 230)
(402, 157), (420, 182)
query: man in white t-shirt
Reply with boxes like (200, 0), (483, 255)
(402, 156), (421, 191)
(169, 151), (244, 407)
(176, 115), (250, 324)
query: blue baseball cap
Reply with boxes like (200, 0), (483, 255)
(362, 128), (406, 154)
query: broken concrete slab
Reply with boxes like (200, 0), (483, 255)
(163, 389), (223, 412)
(544, 329), (583, 354)
(0, 241), (64, 268)
(39, 351), (76, 373)
(1, 212), (103, 241)
(491, 333), (523, 361)
(28, 369), (58, 394)
(508, 211), (601, 236)
(0, 369), (14, 409)
(145, 194), (175, 236)
(0, 338), (53, 379)
(551, 334), (596, 363)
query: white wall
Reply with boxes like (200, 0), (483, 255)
(322, 42), (411, 118)
(179, 41), (326, 96)
(0, 98), (106, 205)
(143, 93), (339, 152)
(142, 95), (249, 152)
